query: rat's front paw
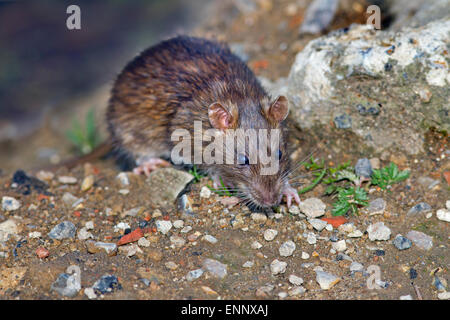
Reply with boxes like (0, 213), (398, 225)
(282, 185), (301, 208)
(133, 158), (170, 176)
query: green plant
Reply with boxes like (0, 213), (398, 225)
(299, 158), (409, 216)
(189, 165), (206, 183)
(370, 162), (410, 190)
(66, 109), (101, 155)
(207, 176), (232, 197)
(331, 186), (368, 216)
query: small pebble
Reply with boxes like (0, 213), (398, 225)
(347, 230), (363, 238)
(355, 158), (373, 178)
(366, 198), (386, 215)
(242, 261), (254, 268)
(350, 262), (364, 272)
(84, 287), (97, 299)
(367, 222), (391, 241)
(279, 240), (296, 257)
(251, 213), (267, 223)
(2, 196), (21, 211)
(289, 274), (304, 286)
(58, 176), (77, 184)
(203, 234), (218, 244)
(406, 230), (433, 250)
(301, 252), (310, 259)
(81, 175), (94, 191)
(202, 258), (227, 279)
(92, 275), (121, 294)
(308, 218), (327, 231)
(270, 259), (287, 275)
(199, 186), (211, 198)
(393, 234), (412, 250)
(251, 241), (263, 249)
(173, 220), (184, 229)
(156, 220), (172, 235)
(436, 208), (450, 222)
(116, 172), (130, 186)
(299, 198), (326, 218)
(399, 295), (413, 300)
(138, 237), (150, 247)
(186, 269), (204, 281)
(264, 229), (278, 241)
(407, 202), (432, 216)
(315, 270), (340, 290)
(165, 261), (178, 270)
(36, 247), (50, 259)
(48, 221), (77, 240)
(332, 240), (347, 252)
(51, 272), (81, 297)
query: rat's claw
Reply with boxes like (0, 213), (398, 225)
(282, 185), (301, 208)
(133, 158), (170, 176)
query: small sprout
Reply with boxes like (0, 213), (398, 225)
(189, 165), (206, 183)
(370, 162), (410, 190)
(66, 109), (102, 155)
(207, 176), (232, 197)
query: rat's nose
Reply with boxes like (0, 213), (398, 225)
(261, 193), (277, 206)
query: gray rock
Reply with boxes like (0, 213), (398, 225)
(393, 234), (412, 250)
(279, 240), (296, 257)
(155, 220), (172, 235)
(202, 258), (227, 279)
(92, 275), (121, 294)
(408, 202), (432, 216)
(334, 114), (352, 129)
(1, 196), (21, 211)
(203, 259), (227, 279)
(289, 274), (304, 286)
(315, 270), (340, 290)
(406, 230), (433, 250)
(0, 219), (19, 242)
(350, 262), (364, 272)
(366, 198), (386, 215)
(48, 221), (76, 240)
(270, 259), (287, 275)
(436, 208), (450, 222)
(264, 229), (278, 241)
(186, 269), (203, 281)
(308, 218), (327, 231)
(145, 168), (194, 206)
(367, 222), (391, 241)
(299, 198), (326, 218)
(355, 158), (373, 178)
(51, 273), (81, 297)
(287, 19), (450, 155)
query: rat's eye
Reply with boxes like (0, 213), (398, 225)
(278, 150), (282, 160)
(237, 154), (250, 166)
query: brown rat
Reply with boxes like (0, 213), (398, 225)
(106, 35), (300, 209)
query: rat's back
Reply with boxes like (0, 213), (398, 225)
(106, 36), (266, 162)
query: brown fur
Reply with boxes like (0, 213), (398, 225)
(106, 36), (291, 208)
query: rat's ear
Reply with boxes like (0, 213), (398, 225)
(265, 95), (289, 123)
(208, 102), (237, 130)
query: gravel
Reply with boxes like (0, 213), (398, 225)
(48, 221), (77, 240)
(299, 198), (326, 218)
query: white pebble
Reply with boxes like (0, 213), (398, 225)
(270, 259), (287, 275)
(279, 240), (296, 257)
(199, 186), (211, 198)
(264, 229), (278, 241)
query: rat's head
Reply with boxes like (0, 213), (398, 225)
(207, 95), (290, 209)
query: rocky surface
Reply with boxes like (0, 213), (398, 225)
(287, 18), (449, 155)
